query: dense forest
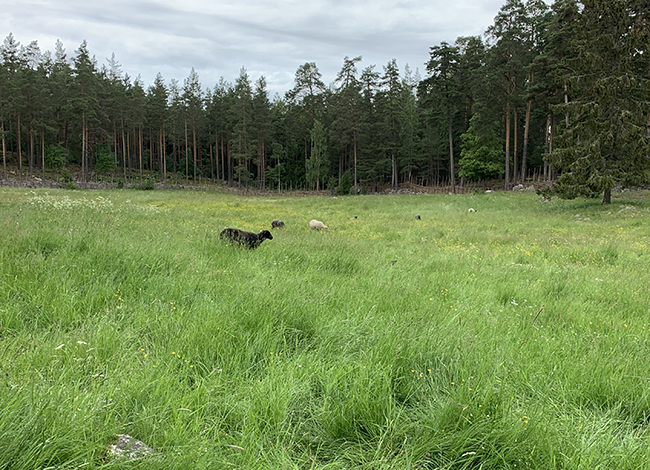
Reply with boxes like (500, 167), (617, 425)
(0, 0), (648, 201)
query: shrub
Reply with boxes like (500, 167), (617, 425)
(95, 145), (117, 174)
(60, 168), (74, 183)
(136, 178), (155, 190)
(45, 144), (68, 169)
(335, 171), (352, 195)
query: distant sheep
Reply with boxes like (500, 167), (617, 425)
(415, 214), (421, 220)
(220, 228), (273, 249)
(271, 220), (285, 229)
(309, 220), (329, 231)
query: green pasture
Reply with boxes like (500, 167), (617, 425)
(0, 187), (649, 469)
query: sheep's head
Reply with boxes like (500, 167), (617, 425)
(259, 230), (273, 241)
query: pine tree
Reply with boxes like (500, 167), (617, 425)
(424, 42), (461, 193)
(332, 56), (363, 191)
(230, 68), (253, 186)
(183, 68), (202, 184)
(306, 119), (328, 190)
(487, 0), (529, 189)
(379, 59), (402, 189)
(68, 40), (99, 183)
(147, 73), (168, 182)
(252, 77), (271, 189)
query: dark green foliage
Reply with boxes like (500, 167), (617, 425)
(458, 114), (503, 181)
(44, 144), (68, 169)
(59, 167), (74, 183)
(335, 171), (353, 195)
(545, 0), (650, 203)
(136, 177), (155, 190)
(94, 144), (116, 173)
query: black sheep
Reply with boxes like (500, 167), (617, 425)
(271, 220), (285, 228)
(220, 228), (273, 249)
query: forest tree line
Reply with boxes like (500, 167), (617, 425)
(1, 0), (648, 201)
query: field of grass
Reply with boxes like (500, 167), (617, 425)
(1, 186), (649, 469)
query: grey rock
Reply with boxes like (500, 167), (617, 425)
(107, 434), (155, 460)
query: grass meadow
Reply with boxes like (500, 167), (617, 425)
(1, 187), (649, 469)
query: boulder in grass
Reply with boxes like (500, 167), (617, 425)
(107, 434), (155, 460)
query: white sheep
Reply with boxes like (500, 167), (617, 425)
(309, 219), (329, 231)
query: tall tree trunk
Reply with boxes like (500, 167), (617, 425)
(564, 82), (569, 128)
(256, 141), (261, 188)
(149, 129), (153, 172)
(261, 140), (265, 190)
(17, 113), (22, 177)
(128, 129), (132, 179)
(81, 111), (86, 183)
(504, 100), (511, 190)
(122, 121), (127, 181)
(41, 132), (45, 180)
(113, 122), (118, 165)
(522, 97), (532, 183)
(184, 118), (189, 185)
(210, 140), (214, 183)
(544, 114), (551, 181)
(227, 137), (233, 187)
(139, 127), (143, 183)
(162, 127), (166, 182)
(29, 129), (34, 178)
(172, 137), (177, 180)
(304, 137), (308, 184)
(548, 118), (554, 181)
(192, 123), (197, 185)
(162, 127), (167, 183)
(448, 107), (455, 195)
(2, 121), (6, 180)
(221, 135), (225, 185)
(353, 130), (358, 194)
(513, 107), (518, 185)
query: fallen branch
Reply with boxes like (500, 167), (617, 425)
(532, 305), (545, 325)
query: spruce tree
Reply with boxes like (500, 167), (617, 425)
(547, 0), (650, 203)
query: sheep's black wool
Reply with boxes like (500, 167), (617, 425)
(271, 220), (285, 228)
(220, 228), (273, 249)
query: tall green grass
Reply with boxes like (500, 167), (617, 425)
(1, 187), (649, 469)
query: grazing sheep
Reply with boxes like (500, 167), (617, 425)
(220, 228), (273, 249)
(415, 214), (421, 220)
(271, 220), (285, 229)
(309, 220), (329, 231)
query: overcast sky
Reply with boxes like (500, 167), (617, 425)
(2, 0), (540, 96)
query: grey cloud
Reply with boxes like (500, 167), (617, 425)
(2, 0), (530, 94)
